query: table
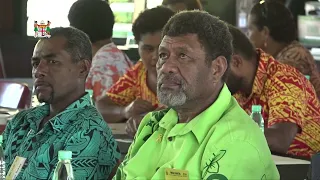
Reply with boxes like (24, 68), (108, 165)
(272, 154), (310, 180)
(109, 123), (127, 135)
(109, 123), (132, 156)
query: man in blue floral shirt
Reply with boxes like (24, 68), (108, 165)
(3, 27), (120, 179)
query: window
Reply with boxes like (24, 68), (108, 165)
(110, 1), (135, 38)
(27, 0), (136, 38)
(27, 0), (78, 36)
(146, 0), (162, 9)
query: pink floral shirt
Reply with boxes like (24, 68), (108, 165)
(86, 43), (133, 101)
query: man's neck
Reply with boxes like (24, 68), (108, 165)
(242, 54), (259, 96)
(92, 39), (112, 56)
(266, 41), (288, 58)
(49, 89), (85, 118)
(176, 83), (224, 123)
(38, 89), (85, 131)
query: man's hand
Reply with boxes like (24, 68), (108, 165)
(125, 115), (144, 137)
(123, 98), (155, 119)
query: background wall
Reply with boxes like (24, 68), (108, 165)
(202, 0), (236, 26)
(0, 0), (34, 78)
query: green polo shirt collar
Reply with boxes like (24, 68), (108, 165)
(159, 84), (231, 144)
(25, 93), (91, 133)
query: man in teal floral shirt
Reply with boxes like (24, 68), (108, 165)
(3, 27), (120, 179)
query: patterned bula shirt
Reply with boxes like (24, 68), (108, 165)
(3, 93), (120, 179)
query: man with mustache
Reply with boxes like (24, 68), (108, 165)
(3, 27), (120, 179)
(113, 11), (279, 180)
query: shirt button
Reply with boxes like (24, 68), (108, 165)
(168, 137), (173, 141)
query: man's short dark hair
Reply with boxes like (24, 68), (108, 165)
(132, 6), (174, 43)
(162, 0), (202, 10)
(49, 27), (92, 62)
(250, 1), (296, 43)
(68, 0), (115, 43)
(162, 11), (233, 63)
(227, 25), (256, 61)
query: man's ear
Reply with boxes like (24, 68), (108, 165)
(78, 59), (91, 79)
(210, 56), (228, 83)
(230, 54), (243, 69)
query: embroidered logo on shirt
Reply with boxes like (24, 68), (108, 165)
(202, 150), (227, 179)
(156, 134), (163, 143)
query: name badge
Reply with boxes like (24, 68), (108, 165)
(165, 168), (189, 180)
(6, 156), (26, 180)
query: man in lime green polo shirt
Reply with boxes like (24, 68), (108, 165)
(114, 11), (280, 180)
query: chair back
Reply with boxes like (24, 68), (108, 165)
(0, 46), (6, 78)
(0, 81), (31, 109)
(307, 152), (320, 180)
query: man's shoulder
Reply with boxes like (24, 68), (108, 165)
(265, 58), (311, 89)
(9, 107), (39, 126)
(207, 98), (269, 151)
(202, 100), (275, 173)
(71, 106), (110, 132)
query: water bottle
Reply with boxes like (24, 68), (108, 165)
(0, 135), (5, 180)
(52, 151), (74, 180)
(305, 75), (310, 80)
(250, 105), (265, 132)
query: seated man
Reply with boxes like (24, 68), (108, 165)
(162, 0), (202, 12)
(226, 25), (320, 158)
(96, 7), (174, 132)
(3, 27), (120, 179)
(68, 0), (132, 101)
(113, 11), (279, 180)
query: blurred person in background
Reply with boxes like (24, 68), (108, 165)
(162, 0), (202, 12)
(226, 25), (320, 158)
(247, 1), (320, 99)
(68, 0), (132, 101)
(96, 7), (174, 136)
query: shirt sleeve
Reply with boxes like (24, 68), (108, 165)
(201, 141), (277, 180)
(64, 128), (121, 180)
(266, 73), (308, 129)
(107, 65), (139, 106)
